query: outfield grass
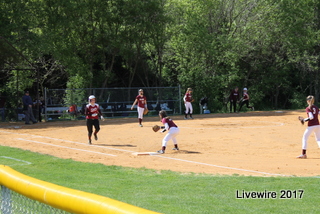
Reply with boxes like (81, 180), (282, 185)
(1, 145), (319, 214)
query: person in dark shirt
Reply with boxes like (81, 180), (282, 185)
(22, 91), (37, 125)
(229, 87), (240, 113)
(85, 95), (104, 145)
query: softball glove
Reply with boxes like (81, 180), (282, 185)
(152, 125), (160, 132)
(298, 116), (304, 125)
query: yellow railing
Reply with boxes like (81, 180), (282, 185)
(0, 165), (160, 214)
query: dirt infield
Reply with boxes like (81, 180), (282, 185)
(1, 110), (320, 177)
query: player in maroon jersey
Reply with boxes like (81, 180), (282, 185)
(131, 89), (147, 127)
(297, 95), (320, 159)
(183, 88), (194, 119)
(238, 88), (254, 112)
(229, 86), (240, 113)
(157, 110), (180, 154)
(85, 95), (104, 145)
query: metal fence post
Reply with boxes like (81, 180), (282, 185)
(178, 84), (182, 115)
(1, 185), (12, 214)
(44, 87), (47, 122)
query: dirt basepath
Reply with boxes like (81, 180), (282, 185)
(1, 110), (319, 177)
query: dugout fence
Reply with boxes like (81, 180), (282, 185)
(0, 165), (160, 214)
(44, 86), (182, 121)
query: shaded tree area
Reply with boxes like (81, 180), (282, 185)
(0, 0), (320, 117)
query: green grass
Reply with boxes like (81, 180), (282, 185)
(1, 145), (319, 214)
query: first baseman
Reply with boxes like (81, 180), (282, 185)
(157, 110), (180, 154)
(85, 95), (104, 145)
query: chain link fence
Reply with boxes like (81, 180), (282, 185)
(1, 185), (70, 214)
(44, 86), (182, 120)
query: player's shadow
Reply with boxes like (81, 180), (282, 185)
(98, 144), (137, 147)
(178, 150), (201, 154)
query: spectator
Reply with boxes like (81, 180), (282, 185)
(229, 87), (240, 113)
(22, 91), (37, 125)
(0, 96), (5, 121)
(68, 104), (78, 118)
(199, 97), (208, 114)
(34, 98), (44, 122)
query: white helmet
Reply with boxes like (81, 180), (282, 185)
(243, 88), (247, 91)
(88, 95), (96, 101)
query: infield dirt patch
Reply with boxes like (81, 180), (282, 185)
(1, 110), (319, 177)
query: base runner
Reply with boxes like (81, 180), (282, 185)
(238, 88), (254, 112)
(85, 95), (104, 145)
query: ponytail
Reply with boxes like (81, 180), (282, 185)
(186, 88), (192, 94)
(306, 95), (315, 106)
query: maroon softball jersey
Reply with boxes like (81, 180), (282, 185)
(85, 103), (101, 119)
(162, 118), (178, 129)
(184, 93), (192, 102)
(136, 95), (146, 108)
(306, 105), (319, 127)
(243, 93), (249, 100)
(229, 89), (240, 101)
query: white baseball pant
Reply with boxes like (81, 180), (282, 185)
(137, 106), (144, 119)
(302, 125), (320, 149)
(185, 102), (193, 114)
(162, 127), (180, 147)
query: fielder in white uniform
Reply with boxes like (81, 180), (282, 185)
(297, 95), (320, 159)
(184, 88), (194, 119)
(131, 89), (147, 127)
(157, 110), (180, 154)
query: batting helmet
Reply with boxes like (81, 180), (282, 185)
(88, 95), (96, 101)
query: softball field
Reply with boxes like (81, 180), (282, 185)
(1, 110), (319, 177)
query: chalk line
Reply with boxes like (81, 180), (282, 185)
(16, 138), (117, 157)
(0, 156), (32, 165)
(153, 155), (288, 177)
(1, 130), (290, 176)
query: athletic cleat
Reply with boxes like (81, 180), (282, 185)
(184, 117), (187, 120)
(88, 140), (92, 145)
(296, 154), (307, 159)
(190, 116), (193, 119)
(94, 134), (98, 141)
(172, 147), (179, 151)
(157, 150), (165, 154)
(139, 124), (143, 127)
